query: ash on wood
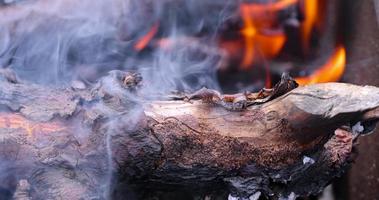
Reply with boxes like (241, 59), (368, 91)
(0, 71), (378, 200)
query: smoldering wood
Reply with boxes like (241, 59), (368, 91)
(0, 71), (379, 200)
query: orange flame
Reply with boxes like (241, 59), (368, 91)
(295, 45), (346, 85)
(0, 113), (66, 137)
(134, 22), (159, 51)
(239, 1), (297, 69)
(300, 0), (320, 52)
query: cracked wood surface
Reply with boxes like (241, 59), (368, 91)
(0, 71), (379, 199)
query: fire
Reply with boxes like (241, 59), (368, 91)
(295, 45), (346, 85)
(239, 1), (297, 69)
(0, 113), (66, 137)
(133, 0), (340, 88)
(300, 0), (321, 52)
(134, 22), (159, 51)
(238, 0), (325, 68)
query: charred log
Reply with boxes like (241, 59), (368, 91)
(0, 71), (378, 200)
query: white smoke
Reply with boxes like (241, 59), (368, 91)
(0, 1), (238, 199)
(0, 0), (234, 92)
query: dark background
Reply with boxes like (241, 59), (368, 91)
(338, 0), (379, 199)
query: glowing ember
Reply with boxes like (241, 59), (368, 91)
(0, 113), (66, 136)
(156, 38), (172, 50)
(134, 22), (159, 51)
(295, 45), (346, 85)
(239, 1), (296, 69)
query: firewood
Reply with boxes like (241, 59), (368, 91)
(0, 71), (378, 200)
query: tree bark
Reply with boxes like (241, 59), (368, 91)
(0, 71), (378, 200)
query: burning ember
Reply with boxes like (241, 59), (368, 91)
(0, 113), (65, 137)
(134, 22), (160, 51)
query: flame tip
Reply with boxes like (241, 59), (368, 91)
(295, 45), (346, 85)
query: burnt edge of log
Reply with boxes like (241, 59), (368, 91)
(0, 70), (378, 200)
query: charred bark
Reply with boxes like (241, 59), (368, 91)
(0, 71), (378, 200)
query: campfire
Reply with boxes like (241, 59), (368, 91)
(0, 0), (378, 200)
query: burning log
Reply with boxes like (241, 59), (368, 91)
(0, 71), (378, 200)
